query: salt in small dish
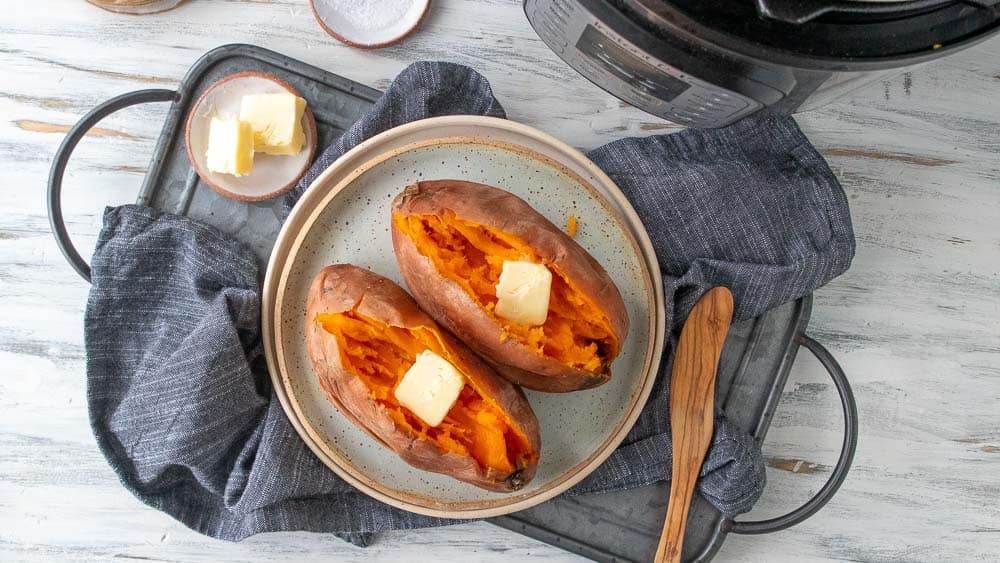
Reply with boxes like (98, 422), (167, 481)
(310, 0), (431, 49)
(185, 71), (318, 202)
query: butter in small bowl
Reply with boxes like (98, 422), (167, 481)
(239, 93), (308, 156)
(186, 72), (317, 201)
(205, 117), (254, 177)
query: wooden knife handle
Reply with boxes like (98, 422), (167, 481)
(655, 287), (734, 563)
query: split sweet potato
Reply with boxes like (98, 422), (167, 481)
(305, 264), (540, 492)
(391, 180), (629, 392)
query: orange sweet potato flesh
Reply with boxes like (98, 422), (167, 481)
(394, 211), (617, 374)
(316, 311), (535, 475)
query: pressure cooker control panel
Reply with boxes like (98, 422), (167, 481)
(526, 0), (762, 127)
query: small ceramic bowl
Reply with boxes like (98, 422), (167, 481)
(87, 0), (184, 14)
(185, 71), (318, 202)
(310, 0), (431, 49)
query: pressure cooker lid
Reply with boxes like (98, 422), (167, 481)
(620, 0), (1000, 68)
(755, 0), (960, 25)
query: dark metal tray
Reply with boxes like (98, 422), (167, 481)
(47, 44), (857, 562)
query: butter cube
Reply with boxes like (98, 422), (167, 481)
(238, 93), (307, 155)
(495, 260), (552, 326)
(394, 350), (465, 427)
(205, 117), (254, 177)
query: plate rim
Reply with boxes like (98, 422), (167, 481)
(262, 115), (666, 518)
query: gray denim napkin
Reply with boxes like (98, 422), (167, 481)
(84, 62), (854, 544)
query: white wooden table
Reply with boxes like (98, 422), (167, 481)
(2, 2), (998, 561)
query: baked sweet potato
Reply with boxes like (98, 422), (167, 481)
(390, 180), (629, 393)
(305, 264), (540, 492)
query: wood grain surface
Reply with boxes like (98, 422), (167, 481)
(1, 1), (998, 562)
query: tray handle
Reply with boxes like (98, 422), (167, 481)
(724, 333), (859, 535)
(48, 89), (178, 283)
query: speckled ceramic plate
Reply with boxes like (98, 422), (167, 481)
(262, 116), (665, 518)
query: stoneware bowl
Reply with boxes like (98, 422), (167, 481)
(87, 0), (185, 14)
(262, 115), (665, 518)
(184, 71), (318, 202)
(310, 0), (431, 49)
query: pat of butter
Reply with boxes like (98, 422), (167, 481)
(238, 93), (307, 155)
(495, 260), (552, 326)
(205, 117), (254, 177)
(394, 350), (466, 427)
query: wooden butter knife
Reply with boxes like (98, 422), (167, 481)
(655, 287), (734, 563)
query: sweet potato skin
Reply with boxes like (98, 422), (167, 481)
(305, 264), (540, 492)
(390, 180), (629, 392)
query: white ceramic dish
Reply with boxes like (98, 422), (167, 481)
(185, 72), (317, 202)
(262, 116), (665, 518)
(87, 0), (184, 14)
(310, 0), (431, 49)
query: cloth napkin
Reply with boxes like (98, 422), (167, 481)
(84, 62), (854, 544)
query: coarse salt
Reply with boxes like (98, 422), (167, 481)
(331, 0), (412, 32)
